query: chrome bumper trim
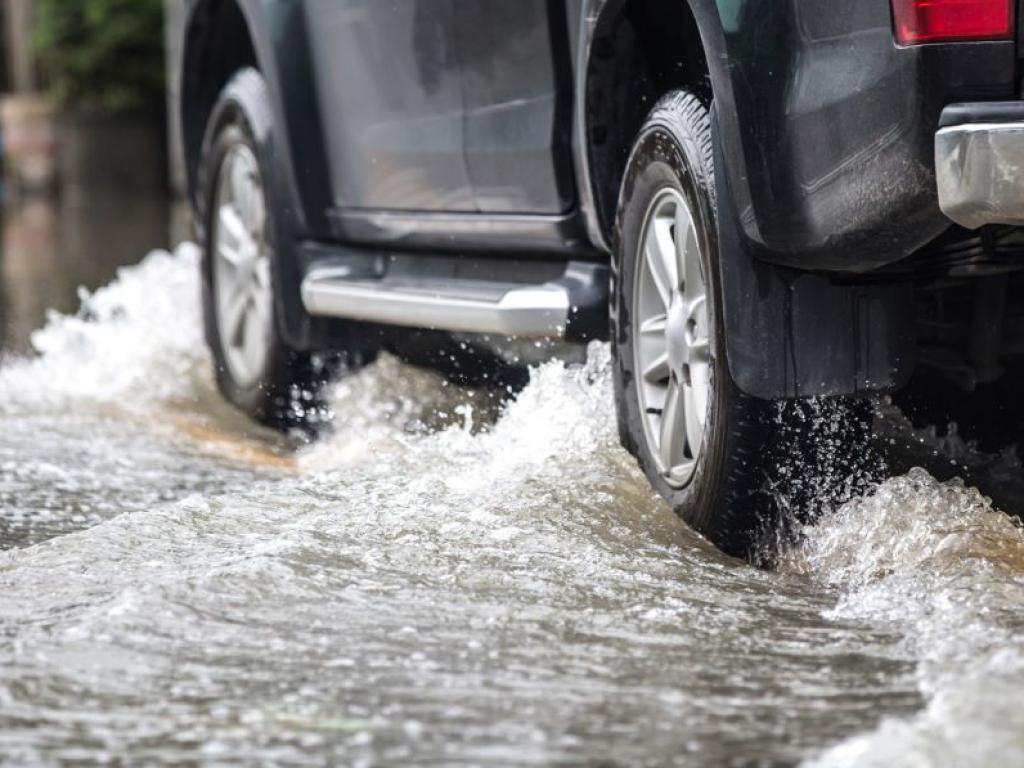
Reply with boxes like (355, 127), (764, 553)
(936, 122), (1024, 230)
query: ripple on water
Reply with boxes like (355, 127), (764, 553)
(0, 246), (1021, 765)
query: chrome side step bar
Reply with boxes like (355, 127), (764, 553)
(300, 262), (607, 340)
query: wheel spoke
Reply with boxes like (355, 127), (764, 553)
(225, 289), (249, 349)
(230, 154), (250, 215)
(686, 292), (710, 363)
(683, 224), (703, 304)
(643, 352), (670, 384)
(241, 303), (264, 374)
(683, 380), (704, 461)
(217, 206), (248, 256)
(687, 293), (706, 319)
(250, 271), (273, 330)
(674, 203), (694, 290)
(654, 215), (679, 288)
(252, 256), (271, 291)
(245, 179), (266, 237)
(640, 314), (667, 336)
(217, 240), (243, 273)
(690, 362), (710, 424)
(658, 379), (687, 471)
(644, 232), (673, 310)
(232, 153), (263, 236)
(687, 334), (710, 363)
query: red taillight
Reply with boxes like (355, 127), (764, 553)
(891, 0), (1014, 44)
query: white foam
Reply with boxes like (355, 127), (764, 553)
(3, 241), (1024, 763)
(0, 243), (207, 412)
(299, 341), (630, 490)
(794, 468), (1024, 767)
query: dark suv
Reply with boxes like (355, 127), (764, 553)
(177, 0), (1023, 557)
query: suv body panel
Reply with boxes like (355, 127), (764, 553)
(175, 0), (1017, 398)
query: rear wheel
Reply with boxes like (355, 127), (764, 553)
(612, 91), (874, 560)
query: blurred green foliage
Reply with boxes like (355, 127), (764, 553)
(34, 0), (165, 114)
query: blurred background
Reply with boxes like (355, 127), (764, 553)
(0, 0), (184, 355)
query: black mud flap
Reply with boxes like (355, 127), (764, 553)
(711, 108), (915, 400)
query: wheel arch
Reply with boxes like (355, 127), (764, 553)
(180, 0), (331, 240)
(581, 0), (726, 251)
(183, 0), (339, 352)
(579, 0), (916, 400)
(181, 0), (258, 214)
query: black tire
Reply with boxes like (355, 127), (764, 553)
(612, 91), (875, 561)
(198, 69), (340, 433)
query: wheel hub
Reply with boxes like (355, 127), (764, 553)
(212, 143), (273, 389)
(632, 188), (712, 488)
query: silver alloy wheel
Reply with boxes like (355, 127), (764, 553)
(212, 143), (273, 389)
(633, 188), (712, 488)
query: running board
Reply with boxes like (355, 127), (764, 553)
(300, 261), (608, 341)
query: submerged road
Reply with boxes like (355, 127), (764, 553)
(0, 246), (1022, 766)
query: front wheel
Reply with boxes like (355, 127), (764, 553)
(199, 69), (343, 432)
(612, 91), (873, 560)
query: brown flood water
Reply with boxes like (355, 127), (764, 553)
(0, 202), (1021, 766)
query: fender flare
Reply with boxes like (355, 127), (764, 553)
(576, 0), (913, 397)
(183, 0), (336, 350)
(183, 0), (330, 240)
(574, 0), (758, 253)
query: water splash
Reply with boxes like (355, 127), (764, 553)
(789, 468), (1024, 767)
(754, 397), (884, 561)
(0, 243), (208, 413)
(1, 244), (1022, 764)
(0, 245), (280, 549)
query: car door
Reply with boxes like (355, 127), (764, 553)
(304, 0), (475, 213)
(454, 0), (577, 215)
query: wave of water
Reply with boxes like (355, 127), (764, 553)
(0, 247), (1022, 764)
(0, 245), (283, 549)
(789, 470), (1024, 767)
(0, 244), (208, 411)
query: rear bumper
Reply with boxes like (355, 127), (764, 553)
(936, 103), (1024, 229)
(705, 0), (1016, 271)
